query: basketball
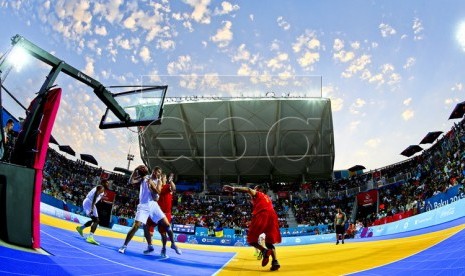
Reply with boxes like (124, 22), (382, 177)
(136, 165), (149, 177)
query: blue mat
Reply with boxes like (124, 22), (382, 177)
(0, 224), (235, 275)
(352, 219), (465, 275)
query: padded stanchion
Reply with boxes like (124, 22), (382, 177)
(0, 162), (35, 247)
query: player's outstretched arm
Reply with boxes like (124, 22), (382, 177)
(223, 185), (256, 196)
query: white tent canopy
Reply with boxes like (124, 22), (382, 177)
(140, 98), (334, 182)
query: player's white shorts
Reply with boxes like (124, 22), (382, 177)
(135, 203), (150, 223)
(83, 198), (98, 217)
(148, 200), (166, 224)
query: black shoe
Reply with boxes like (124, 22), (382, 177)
(336, 240), (339, 245)
(261, 249), (272, 267)
(270, 260), (280, 271)
(342, 240), (344, 244)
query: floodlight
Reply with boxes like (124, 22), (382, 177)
(8, 45), (29, 72)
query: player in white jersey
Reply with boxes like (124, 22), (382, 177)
(118, 165), (158, 253)
(119, 166), (181, 255)
(143, 173), (182, 256)
(76, 179), (110, 245)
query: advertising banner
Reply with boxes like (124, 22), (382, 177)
(423, 185), (465, 212)
(357, 189), (378, 206)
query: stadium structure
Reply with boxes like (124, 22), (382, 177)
(139, 97), (335, 184)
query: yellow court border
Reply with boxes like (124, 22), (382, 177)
(41, 214), (465, 275)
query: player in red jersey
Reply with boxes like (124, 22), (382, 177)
(144, 173), (177, 257)
(223, 184), (281, 271)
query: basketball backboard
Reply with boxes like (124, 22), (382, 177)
(99, 85), (167, 129)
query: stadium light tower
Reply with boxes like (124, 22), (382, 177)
(127, 153), (134, 170)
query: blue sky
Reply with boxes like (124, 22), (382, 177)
(0, 0), (464, 174)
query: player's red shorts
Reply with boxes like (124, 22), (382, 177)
(247, 210), (282, 245)
(146, 213), (172, 233)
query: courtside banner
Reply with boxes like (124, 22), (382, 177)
(356, 198), (465, 238)
(423, 185), (465, 212)
(40, 202), (88, 224)
(357, 189), (378, 206)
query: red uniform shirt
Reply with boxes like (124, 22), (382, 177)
(252, 191), (273, 215)
(157, 184), (173, 213)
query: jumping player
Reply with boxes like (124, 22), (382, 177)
(144, 172), (176, 257)
(119, 166), (181, 256)
(118, 165), (153, 253)
(76, 179), (110, 245)
(223, 184), (281, 271)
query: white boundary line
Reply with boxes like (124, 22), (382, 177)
(41, 230), (171, 276)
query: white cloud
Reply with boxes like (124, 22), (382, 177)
(360, 69), (372, 80)
(379, 23), (396, 37)
(213, 1), (239, 15)
(139, 46), (151, 63)
(130, 55), (138, 64)
(120, 4), (170, 42)
(185, 0), (212, 24)
(342, 54), (371, 78)
(333, 39), (355, 62)
(333, 50), (355, 63)
(322, 85), (343, 112)
(388, 73), (401, 85)
(413, 17), (424, 40)
(172, 12), (182, 20)
(402, 109), (414, 120)
(365, 138), (381, 148)
(237, 63), (252, 75)
(292, 31), (319, 53)
(232, 44), (250, 62)
(350, 98), (366, 114)
(270, 40), (280, 51)
(93, 0), (124, 24)
(249, 14), (254, 21)
(381, 63), (394, 74)
(95, 25), (107, 36)
(183, 20), (194, 32)
(452, 83), (463, 91)
(277, 16), (290, 30)
(403, 57), (415, 69)
(403, 98), (412, 106)
(331, 97), (344, 112)
(167, 55), (192, 74)
(333, 38), (344, 51)
(211, 20), (233, 48)
(266, 52), (289, 70)
(297, 51), (319, 69)
(86, 39), (98, 50)
(157, 39), (175, 50)
(368, 73), (384, 85)
(84, 56), (94, 76)
(351, 41), (360, 50)
(116, 36), (132, 50)
(292, 31), (321, 70)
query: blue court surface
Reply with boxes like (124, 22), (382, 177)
(2, 219), (465, 275)
(0, 224), (235, 275)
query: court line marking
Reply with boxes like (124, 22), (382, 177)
(41, 230), (170, 276)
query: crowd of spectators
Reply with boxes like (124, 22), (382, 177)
(38, 116), (465, 239)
